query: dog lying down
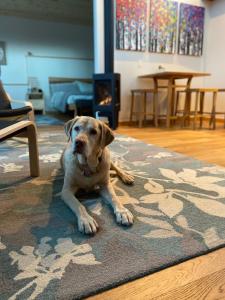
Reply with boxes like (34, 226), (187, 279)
(61, 116), (134, 234)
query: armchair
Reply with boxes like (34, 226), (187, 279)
(0, 80), (39, 177)
(0, 81), (34, 126)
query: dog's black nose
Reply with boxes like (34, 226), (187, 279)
(75, 140), (84, 148)
(74, 139), (85, 154)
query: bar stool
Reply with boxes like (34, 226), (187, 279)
(175, 88), (218, 129)
(213, 89), (225, 128)
(130, 89), (157, 128)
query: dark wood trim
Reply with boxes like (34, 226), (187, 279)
(104, 0), (114, 73)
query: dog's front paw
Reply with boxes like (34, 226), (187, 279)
(115, 207), (134, 226)
(120, 172), (134, 185)
(78, 213), (99, 235)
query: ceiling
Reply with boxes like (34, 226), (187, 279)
(0, 0), (92, 26)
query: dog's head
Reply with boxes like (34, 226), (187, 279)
(64, 116), (114, 161)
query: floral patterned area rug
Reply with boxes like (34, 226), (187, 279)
(1, 128), (225, 300)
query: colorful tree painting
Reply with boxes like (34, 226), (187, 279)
(116, 0), (147, 51)
(178, 3), (205, 56)
(149, 0), (178, 54)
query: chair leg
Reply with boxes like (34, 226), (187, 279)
(27, 124), (40, 177)
(171, 84), (176, 126)
(166, 79), (173, 128)
(153, 91), (158, 127)
(175, 91), (180, 116)
(176, 90), (185, 127)
(130, 92), (134, 124)
(212, 91), (217, 130)
(143, 91), (147, 125)
(182, 91), (190, 127)
(199, 92), (205, 129)
(186, 90), (192, 127)
(193, 91), (200, 130)
(209, 108), (213, 129)
(139, 93), (144, 128)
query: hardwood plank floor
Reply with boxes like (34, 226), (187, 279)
(89, 124), (225, 300)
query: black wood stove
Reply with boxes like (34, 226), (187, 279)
(93, 73), (120, 129)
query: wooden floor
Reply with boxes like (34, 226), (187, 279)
(89, 124), (225, 300)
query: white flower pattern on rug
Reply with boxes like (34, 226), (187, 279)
(39, 152), (62, 163)
(130, 167), (225, 245)
(0, 163), (24, 173)
(198, 165), (225, 175)
(7, 237), (100, 300)
(109, 139), (225, 246)
(115, 136), (137, 143)
(147, 152), (173, 159)
(0, 155), (8, 161)
(19, 152), (29, 158)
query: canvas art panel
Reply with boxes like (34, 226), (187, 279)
(178, 3), (205, 56)
(149, 0), (178, 54)
(0, 42), (6, 65)
(116, 0), (147, 51)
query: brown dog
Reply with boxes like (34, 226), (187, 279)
(61, 116), (134, 234)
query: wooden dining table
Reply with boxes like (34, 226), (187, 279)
(139, 71), (210, 127)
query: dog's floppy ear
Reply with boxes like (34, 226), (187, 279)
(99, 121), (114, 148)
(64, 116), (79, 139)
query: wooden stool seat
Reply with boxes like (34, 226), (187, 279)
(188, 88), (218, 93)
(176, 88), (218, 129)
(130, 89), (157, 128)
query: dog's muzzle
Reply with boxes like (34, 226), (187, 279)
(73, 139), (85, 154)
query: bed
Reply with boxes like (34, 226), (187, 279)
(49, 77), (93, 115)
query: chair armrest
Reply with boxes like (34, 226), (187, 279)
(0, 106), (32, 117)
(25, 101), (33, 107)
(11, 99), (33, 109)
(0, 120), (34, 140)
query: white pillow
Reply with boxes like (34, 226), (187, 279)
(51, 91), (65, 104)
(67, 94), (93, 105)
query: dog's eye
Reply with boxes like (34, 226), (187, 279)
(90, 128), (97, 135)
(74, 126), (80, 132)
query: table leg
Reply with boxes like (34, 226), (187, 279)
(199, 91), (205, 129)
(183, 77), (193, 127)
(138, 93), (144, 128)
(193, 91), (200, 130)
(212, 91), (217, 130)
(144, 91), (147, 125)
(171, 79), (176, 125)
(166, 78), (173, 128)
(153, 78), (158, 127)
(130, 91), (134, 124)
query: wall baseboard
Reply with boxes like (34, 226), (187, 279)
(26, 54), (93, 61)
(3, 83), (28, 86)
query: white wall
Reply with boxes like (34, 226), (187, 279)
(204, 0), (225, 114)
(0, 16), (93, 110)
(93, 0), (105, 73)
(115, 0), (211, 122)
